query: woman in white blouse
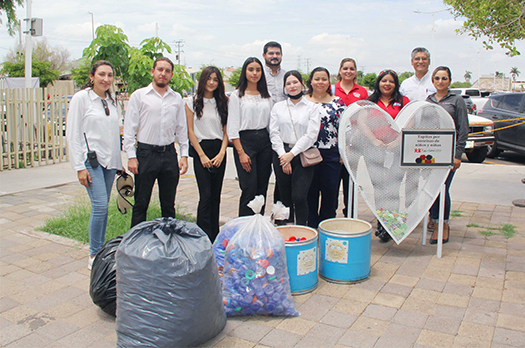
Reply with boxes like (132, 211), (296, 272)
(270, 70), (321, 225)
(227, 57), (273, 216)
(66, 60), (122, 270)
(185, 66), (228, 241)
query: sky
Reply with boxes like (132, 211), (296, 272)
(1, 0), (523, 83)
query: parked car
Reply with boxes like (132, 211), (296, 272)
(450, 88), (488, 113)
(478, 92), (525, 157)
(461, 95), (477, 114)
(465, 114), (495, 163)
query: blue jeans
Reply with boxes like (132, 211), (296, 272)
(85, 161), (116, 256)
(430, 170), (456, 222)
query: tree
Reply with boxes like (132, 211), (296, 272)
(444, 0), (525, 56)
(227, 68), (241, 87)
(71, 58), (91, 88)
(0, 0), (23, 36)
(451, 81), (472, 88)
(464, 71), (472, 83)
(79, 25), (193, 94)
(1, 59), (60, 87)
(398, 71), (414, 84)
(5, 38), (71, 73)
(510, 66), (521, 81)
(362, 73), (377, 90)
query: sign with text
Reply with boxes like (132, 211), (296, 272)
(401, 130), (455, 167)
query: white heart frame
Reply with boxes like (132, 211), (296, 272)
(339, 100), (455, 244)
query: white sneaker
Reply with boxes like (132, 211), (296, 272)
(88, 256), (95, 270)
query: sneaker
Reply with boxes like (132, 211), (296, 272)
(88, 256), (95, 270)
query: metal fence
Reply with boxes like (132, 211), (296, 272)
(0, 87), (70, 171)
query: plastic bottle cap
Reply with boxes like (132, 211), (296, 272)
(267, 266), (275, 275)
(222, 238), (229, 247)
(288, 236), (296, 242)
(260, 259), (269, 268)
(245, 270), (255, 279)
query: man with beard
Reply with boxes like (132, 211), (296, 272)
(400, 47), (436, 101)
(263, 41), (287, 103)
(124, 57), (189, 227)
(263, 41), (288, 223)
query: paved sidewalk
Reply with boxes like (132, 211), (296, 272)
(1, 171), (525, 347)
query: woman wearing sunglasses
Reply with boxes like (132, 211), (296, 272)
(426, 66), (468, 244)
(66, 60), (122, 270)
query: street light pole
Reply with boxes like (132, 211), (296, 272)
(413, 9), (448, 61)
(88, 12), (95, 40)
(24, 0), (32, 89)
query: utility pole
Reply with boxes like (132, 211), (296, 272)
(305, 58), (311, 73)
(155, 22), (159, 37)
(297, 55), (302, 71)
(88, 12), (95, 39)
(24, 0), (32, 89)
(174, 40), (184, 65)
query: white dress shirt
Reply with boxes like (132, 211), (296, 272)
(66, 89), (122, 171)
(124, 83), (188, 158)
(227, 90), (272, 140)
(264, 65), (287, 103)
(269, 97), (321, 157)
(185, 97), (223, 142)
(400, 70), (436, 101)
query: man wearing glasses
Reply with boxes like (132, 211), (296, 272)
(124, 57), (189, 228)
(400, 47), (436, 101)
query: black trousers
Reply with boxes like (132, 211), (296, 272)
(307, 147), (341, 228)
(191, 139), (226, 242)
(273, 148), (315, 226)
(131, 143), (179, 228)
(233, 129), (272, 216)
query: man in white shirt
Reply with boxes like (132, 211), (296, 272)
(400, 47), (436, 101)
(263, 41), (287, 103)
(124, 57), (189, 227)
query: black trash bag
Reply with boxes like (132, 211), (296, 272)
(89, 235), (123, 316)
(116, 217), (226, 348)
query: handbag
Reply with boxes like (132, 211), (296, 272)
(287, 104), (322, 167)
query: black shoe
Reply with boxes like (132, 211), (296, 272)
(376, 224), (392, 243)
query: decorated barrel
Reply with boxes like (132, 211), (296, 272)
(277, 226), (318, 295)
(318, 218), (372, 284)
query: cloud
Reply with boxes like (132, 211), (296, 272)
(137, 22), (158, 34)
(309, 33), (365, 48)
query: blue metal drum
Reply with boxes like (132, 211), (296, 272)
(318, 218), (372, 284)
(277, 226), (318, 295)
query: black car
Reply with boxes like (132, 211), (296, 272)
(478, 92), (525, 157)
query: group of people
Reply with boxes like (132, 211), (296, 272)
(66, 42), (468, 270)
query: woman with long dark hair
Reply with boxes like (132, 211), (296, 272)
(66, 60), (122, 269)
(185, 66), (228, 241)
(365, 69), (410, 242)
(227, 57), (273, 216)
(305, 67), (346, 228)
(269, 70), (321, 225)
(426, 66), (468, 244)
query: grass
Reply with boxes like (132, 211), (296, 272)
(37, 195), (195, 244)
(450, 210), (464, 218)
(467, 223), (517, 239)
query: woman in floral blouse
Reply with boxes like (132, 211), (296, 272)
(305, 67), (346, 228)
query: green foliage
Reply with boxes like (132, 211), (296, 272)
(450, 210), (464, 217)
(444, 0), (525, 56)
(38, 195), (195, 243)
(510, 66), (521, 80)
(467, 222), (517, 238)
(228, 68), (242, 87)
(464, 70), (472, 82)
(0, 0), (23, 35)
(451, 81), (472, 88)
(71, 58), (91, 88)
(362, 73), (377, 90)
(398, 71), (414, 84)
(79, 25), (193, 94)
(1, 59), (60, 87)
(195, 64), (224, 82)
(356, 71), (364, 86)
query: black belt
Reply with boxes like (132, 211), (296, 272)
(138, 142), (174, 153)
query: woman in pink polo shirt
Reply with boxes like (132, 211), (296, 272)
(333, 58), (368, 218)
